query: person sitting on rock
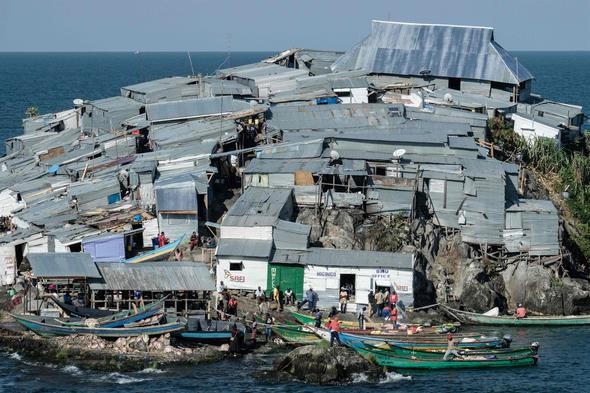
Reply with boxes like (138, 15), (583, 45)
(515, 303), (527, 319)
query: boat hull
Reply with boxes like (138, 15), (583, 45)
(124, 236), (184, 264)
(272, 325), (322, 345)
(179, 331), (233, 344)
(444, 306), (590, 326)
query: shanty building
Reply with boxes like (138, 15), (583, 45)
(25, 252), (102, 314)
(332, 20), (534, 103)
(215, 187), (296, 291)
(272, 248), (415, 311)
(90, 262), (216, 314)
(81, 96), (144, 133)
(81, 229), (145, 263)
(504, 199), (560, 256)
(154, 172), (210, 240)
(120, 77), (198, 103)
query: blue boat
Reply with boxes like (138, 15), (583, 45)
(124, 235), (185, 264)
(59, 297), (167, 328)
(178, 318), (244, 344)
(179, 331), (233, 344)
(11, 314), (186, 338)
(339, 331), (507, 350)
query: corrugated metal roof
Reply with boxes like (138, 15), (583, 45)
(244, 158), (328, 174)
(256, 139), (325, 159)
(223, 187), (292, 227)
(272, 248), (414, 269)
(273, 219), (310, 251)
(147, 96), (253, 123)
(448, 136), (478, 150)
(28, 252), (101, 278)
(95, 262), (215, 291)
(121, 77), (195, 95)
(216, 238), (273, 258)
(506, 199), (557, 213)
(332, 20), (533, 84)
(88, 96), (143, 112)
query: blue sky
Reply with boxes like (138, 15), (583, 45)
(0, 0), (587, 51)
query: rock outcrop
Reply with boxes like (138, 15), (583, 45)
(274, 345), (384, 384)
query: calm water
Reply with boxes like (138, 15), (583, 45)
(1, 52), (590, 391)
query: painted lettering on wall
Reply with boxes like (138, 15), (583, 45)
(224, 269), (245, 283)
(316, 271), (337, 278)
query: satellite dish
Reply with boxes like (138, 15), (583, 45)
(392, 149), (406, 160)
(330, 150), (340, 161)
(444, 93), (454, 103)
(73, 98), (84, 107)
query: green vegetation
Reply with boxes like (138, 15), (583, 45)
(490, 120), (590, 262)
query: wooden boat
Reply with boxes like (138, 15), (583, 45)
(59, 297), (167, 328)
(272, 325), (322, 346)
(179, 331), (233, 344)
(362, 341), (539, 360)
(178, 318), (244, 344)
(308, 327), (507, 350)
(346, 339), (538, 369)
(124, 235), (184, 264)
(11, 314), (186, 338)
(290, 311), (457, 333)
(442, 305), (590, 326)
(51, 298), (114, 318)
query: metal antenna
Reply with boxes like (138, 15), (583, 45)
(187, 50), (195, 76)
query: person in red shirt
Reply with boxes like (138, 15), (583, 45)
(515, 303), (527, 319)
(389, 289), (398, 306)
(390, 304), (398, 328)
(328, 316), (342, 347)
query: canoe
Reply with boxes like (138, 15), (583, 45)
(124, 235), (184, 264)
(11, 313), (186, 338)
(272, 325), (322, 346)
(348, 341), (537, 369)
(179, 331), (233, 344)
(51, 298), (114, 318)
(58, 297), (167, 328)
(290, 311), (457, 333)
(308, 327), (507, 350)
(362, 341), (539, 360)
(442, 305), (590, 326)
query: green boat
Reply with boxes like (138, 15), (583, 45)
(443, 305), (590, 326)
(272, 325), (322, 345)
(340, 336), (538, 369)
(364, 341), (539, 360)
(289, 311), (457, 333)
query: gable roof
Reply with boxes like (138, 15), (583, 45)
(332, 20), (533, 84)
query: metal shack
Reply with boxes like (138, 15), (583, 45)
(271, 248), (414, 312)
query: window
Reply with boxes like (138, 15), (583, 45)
(448, 78), (461, 91)
(335, 91), (351, 97)
(229, 262), (243, 271)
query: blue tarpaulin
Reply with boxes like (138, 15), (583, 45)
(82, 233), (125, 262)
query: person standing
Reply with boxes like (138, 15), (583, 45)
(310, 289), (319, 311)
(389, 289), (398, 306)
(339, 287), (348, 313)
(368, 290), (376, 317)
(264, 313), (273, 343)
(251, 319), (258, 342)
(390, 303), (398, 328)
(357, 306), (367, 330)
(375, 289), (385, 317)
(273, 286), (280, 309)
(328, 316), (342, 347)
(255, 286), (265, 313)
(314, 309), (323, 328)
(298, 287), (314, 311)
(284, 288), (293, 305)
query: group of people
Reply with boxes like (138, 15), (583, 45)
(254, 286), (296, 313)
(368, 288), (400, 326)
(215, 281), (239, 320)
(189, 232), (217, 251)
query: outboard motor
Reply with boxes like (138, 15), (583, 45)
(529, 341), (540, 354)
(502, 334), (513, 348)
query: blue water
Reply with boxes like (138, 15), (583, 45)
(1, 327), (589, 392)
(1, 52), (590, 391)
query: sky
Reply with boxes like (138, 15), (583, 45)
(0, 0), (588, 52)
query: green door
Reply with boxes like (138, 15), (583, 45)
(268, 264), (304, 301)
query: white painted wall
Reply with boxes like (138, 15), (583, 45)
(220, 226), (273, 240)
(216, 257), (268, 291)
(304, 264), (414, 311)
(0, 189), (25, 216)
(142, 218), (160, 247)
(334, 88), (369, 104)
(512, 114), (560, 146)
(0, 243), (17, 286)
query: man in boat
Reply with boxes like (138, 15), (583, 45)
(63, 291), (73, 305)
(515, 303), (527, 319)
(328, 315), (342, 347)
(443, 334), (461, 361)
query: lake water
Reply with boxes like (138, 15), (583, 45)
(1, 52), (589, 391)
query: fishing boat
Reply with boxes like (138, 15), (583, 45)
(124, 235), (184, 264)
(272, 325), (322, 346)
(361, 340), (539, 360)
(11, 314), (186, 338)
(58, 297), (167, 328)
(289, 311), (457, 333)
(345, 339), (538, 369)
(178, 318), (243, 344)
(442, 305), (590, 326)
(51, 298), (115, 318)
(308, 327), (508, 350)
